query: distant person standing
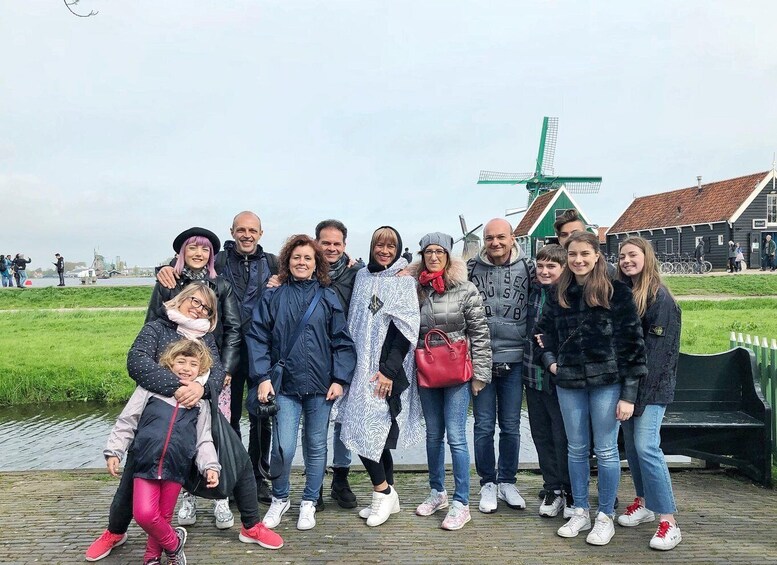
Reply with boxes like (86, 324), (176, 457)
(13, 254), (31, 287)
(735, 243), (744, 272)
(402, 247), (413, 264)
(693, 240), (705, 275)
(0, 255), (12, 287)
(727, 241), (737, 273)
(54, 253), (65, 286)
(761, 235), (776, 271)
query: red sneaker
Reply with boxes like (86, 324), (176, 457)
(238, 522), (284, 550)
(85, 530), (128, 561)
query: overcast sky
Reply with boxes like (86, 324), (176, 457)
(2, 1), (776, 268)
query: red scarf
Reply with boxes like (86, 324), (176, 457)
(419, 269), (446, 294)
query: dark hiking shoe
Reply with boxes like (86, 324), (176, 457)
(331, 467), (357, 508)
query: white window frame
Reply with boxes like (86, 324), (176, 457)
(718, 235), (724, 245)
(695, 236), (704, 246)
(768, 194), (777, 225)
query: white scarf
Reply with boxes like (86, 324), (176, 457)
(165, 306), (211, 339)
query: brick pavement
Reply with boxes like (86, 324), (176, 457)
(0, 468), (775, 564)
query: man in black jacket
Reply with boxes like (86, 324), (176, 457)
(54, 253), (65, 286)
(314, 219), (363, 509)
(158, 211), (278, 504)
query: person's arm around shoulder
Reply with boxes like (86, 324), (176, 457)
(462, 281), (492, 395)
(156, 264), (179, 290)
(217, 278), (242, 375)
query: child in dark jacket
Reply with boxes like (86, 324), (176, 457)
(104, 339), (221, 565)
(523, 244), (571, 519)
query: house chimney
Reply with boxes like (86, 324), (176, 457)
(697, 175), (702, 193)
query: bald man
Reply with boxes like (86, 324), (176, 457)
(467, 218), (535, 514)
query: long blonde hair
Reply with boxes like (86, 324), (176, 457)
(617, 236), (665, 318)
(556, 231), (612, 309)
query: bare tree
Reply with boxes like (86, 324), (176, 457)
(63, 0), (98, 18)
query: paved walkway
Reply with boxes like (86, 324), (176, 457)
(1, 468), (775, 564)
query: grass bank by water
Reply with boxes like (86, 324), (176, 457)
(0, 310), (143, 405)
(680, 298), (777, 353)
(0, 286), (152, 309)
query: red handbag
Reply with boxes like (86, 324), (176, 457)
(415, 328), (474, 389)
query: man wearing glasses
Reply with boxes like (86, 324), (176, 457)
(467, 218), (535, 515)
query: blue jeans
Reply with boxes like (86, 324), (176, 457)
(271, 393), (332, 502)
(18, 270), (27, 286)
(332, 422), (351, 468)
(472, 363), (522, 485)
(419, 381), (471, 504)
(622, 404), (677, 515)
(1, 273), (11, 287)
(556, 383), (621, 516)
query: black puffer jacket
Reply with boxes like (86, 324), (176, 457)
(535, 280), (647, 403)
(632, 284), (681, 416)
(127, 317), (226, 399)
(145, 275), (241, 374)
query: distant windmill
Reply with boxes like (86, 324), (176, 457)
(478, 117), (602, 205)
(455, 215), (483, 260)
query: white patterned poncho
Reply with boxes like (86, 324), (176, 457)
(333, 259), (423, 462)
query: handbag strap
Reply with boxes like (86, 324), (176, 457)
(424, 328), (453, 350)
(279, 287), (324, 364)
(558, 312), (591, 352)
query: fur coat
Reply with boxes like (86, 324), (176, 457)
(534, 279), (647, 403)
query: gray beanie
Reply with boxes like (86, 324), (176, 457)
(419, 232), (454, 255)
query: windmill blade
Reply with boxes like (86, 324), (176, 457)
(465, 223), (483, 237)
(560, 179), (602, 194)
(459, 214), (468, 235)
(478, 170), (534, 184)
(540, 117), (558, 176)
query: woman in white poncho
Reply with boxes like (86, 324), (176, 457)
(336, 226), (421, 527)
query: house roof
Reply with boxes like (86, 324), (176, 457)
(608, 171), (769, 235)
(513, 191), (557, 237)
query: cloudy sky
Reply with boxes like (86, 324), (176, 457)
(2, 1), (776, 268)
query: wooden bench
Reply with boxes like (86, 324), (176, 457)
(660, 347), (772, 487)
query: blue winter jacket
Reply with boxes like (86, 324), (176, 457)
(246, 278), (356, 397)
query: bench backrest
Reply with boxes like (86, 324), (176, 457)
(672, 347), (757, 411)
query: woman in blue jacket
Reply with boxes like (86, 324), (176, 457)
(247, 234), (356, 532)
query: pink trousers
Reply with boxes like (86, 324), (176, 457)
(133, 477), (182, 561)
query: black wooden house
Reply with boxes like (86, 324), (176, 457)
(605, 171), (776, 270)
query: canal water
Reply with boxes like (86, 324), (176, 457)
(0, 402), (538, 471)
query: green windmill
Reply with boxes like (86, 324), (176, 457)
(478, 117), (602, 205)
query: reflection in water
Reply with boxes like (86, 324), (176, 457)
(0, 402), (537, 471)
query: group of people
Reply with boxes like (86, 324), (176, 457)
(86, 208), (683, 564)
(0, 253), (32, 287)
(727, 241), (745, 273)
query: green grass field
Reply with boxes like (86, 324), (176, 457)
(0, 286), (153, 309)
(664, 273), (777, 296)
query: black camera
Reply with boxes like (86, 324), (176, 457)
(255, 393), (280, 419)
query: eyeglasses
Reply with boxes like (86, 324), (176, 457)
(423, 249), (447, 257)
(188, 296), (213, 316)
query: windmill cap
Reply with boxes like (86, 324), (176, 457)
(419, 232), (453, 254)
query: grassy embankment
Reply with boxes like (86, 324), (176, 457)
(0, 278), (775, 405)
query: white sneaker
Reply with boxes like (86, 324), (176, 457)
(617, 497), (656, 527)
(497, 483), (526, 509)
(262, 497), (290, 529)
(478, 482), (498, 514)
(177, 492), (197, 526)
(415, 489), (449, 516)
(539, 491), (564, 518)
(366, 487), (401, 527)
(586, 512), (615, 545)
(213, 498), (234, 530)
(358, 506), (371, 519)
(297, 500), (316, 531)
(649, 520), (682, 550)
(557, 507), (591, 538)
